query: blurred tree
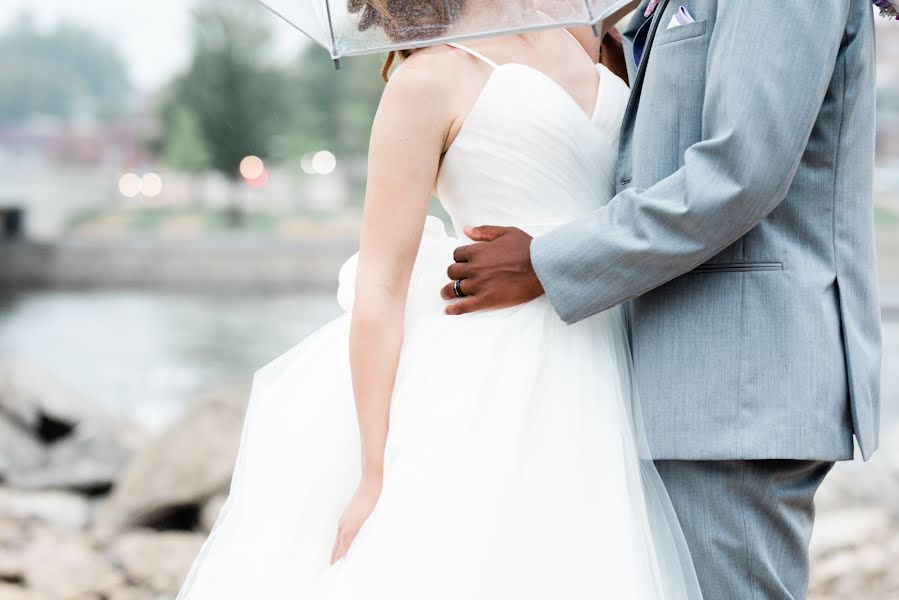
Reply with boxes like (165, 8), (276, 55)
(162, 107), (212, 206)
(0, 13), (130, 122)
(162, 0), (289, 226)
(290, 45), (386, 164)
(289, 47), (342, 156)
(162, 107), (211, 173)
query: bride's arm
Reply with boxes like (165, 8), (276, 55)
(332, 53), (453, 564)
(350, 63), (448, 479)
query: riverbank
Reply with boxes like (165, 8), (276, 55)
(0, 360), (896, 599)
(0, 236), (358, 291)
(2, 231), (899, 308)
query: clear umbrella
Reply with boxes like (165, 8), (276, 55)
(255, 0), (638, 66)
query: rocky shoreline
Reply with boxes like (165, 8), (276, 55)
(0, 360), (896, 599)
(0, 362), (246, 599)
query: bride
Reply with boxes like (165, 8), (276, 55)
(178, 1), (702, 598)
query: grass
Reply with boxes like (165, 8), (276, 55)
(66, 205), (363, 237)
(204, 210), (280, 232)
(65, 198), (899, 237)
(68, 208), (108, 228)
(128, 207), (190, 231)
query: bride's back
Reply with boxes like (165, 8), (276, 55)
(411, 27), (604, 152)
(394, 29), (630, 238)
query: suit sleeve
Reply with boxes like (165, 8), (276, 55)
(530, 1), (851, 324)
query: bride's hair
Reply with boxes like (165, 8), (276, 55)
(347, 0), (465, 81)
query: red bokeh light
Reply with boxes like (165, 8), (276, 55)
(244, 169), (268, 189)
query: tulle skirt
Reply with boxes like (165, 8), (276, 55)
(177, 217), (702, 599)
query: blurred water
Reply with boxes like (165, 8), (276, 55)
(0, 291), (342, 430)
(0, 290), (895, 433)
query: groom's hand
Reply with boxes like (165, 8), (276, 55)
(441, 226), (544, 315)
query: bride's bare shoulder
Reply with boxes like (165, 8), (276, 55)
(373, 47), (476, 139)
(386, 46), (479, 99)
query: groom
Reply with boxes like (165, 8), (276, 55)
(443, 1), (882, 598)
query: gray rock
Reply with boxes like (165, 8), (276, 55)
(0, 583), (37, 600)
(0, 547), (25, 583)
(0, 361), (146, 493)
(0, 516), (30, 547)
(0, 416), (45, 481)
(105, 586), (158, 600)
(0, 487), (91, 530)
(22, 527), (125, 599)
(0, 361), (83, 432)
(810, 507), (892, 559)
(810, 538), (899, 600)
(7, 430), (138, 493)
(883, 423), (899, 477)
(820, 458), (899, 515)
(200, 494), (227, 533)
(107, 530), (205, 594)
(98, 388), (246, 530)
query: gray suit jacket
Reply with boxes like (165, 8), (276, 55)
(531, 0), (882, 460)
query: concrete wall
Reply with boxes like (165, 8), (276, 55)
(0, 237), (358, 291)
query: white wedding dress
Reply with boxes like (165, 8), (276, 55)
(178, 44), (702, 600)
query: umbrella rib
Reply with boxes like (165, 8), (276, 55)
(594, 0), (643, 28)
(323, 1), (340, 67)
(583, 1), (601, 36)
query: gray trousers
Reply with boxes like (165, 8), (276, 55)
(655, 460), (834, 600)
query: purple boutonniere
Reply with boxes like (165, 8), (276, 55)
(874, 0), (899, 19)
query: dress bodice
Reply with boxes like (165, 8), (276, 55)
(338, 49), (631, 317)
(436, 53), (630, 238)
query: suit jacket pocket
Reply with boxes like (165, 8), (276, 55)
(690, 262), (783, 273)
(653, 20), (708, 47)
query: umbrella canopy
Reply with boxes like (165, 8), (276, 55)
(255, 0), (637, 63)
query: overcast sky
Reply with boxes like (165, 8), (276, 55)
(0, 0), (302, 92)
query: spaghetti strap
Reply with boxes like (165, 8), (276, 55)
(447, 43), (499, 69)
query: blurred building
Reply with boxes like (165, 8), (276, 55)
(0, 103), (156, 239)
(876, 18), (899, 162)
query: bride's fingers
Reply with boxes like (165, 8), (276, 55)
(445, 296), (481, 316)
(333, 541), (347, 564)
(331, 525), (360, 565)
(464, 225), (507, 242)
(330, 533), (341, 565)
(332, 535), (350, 565)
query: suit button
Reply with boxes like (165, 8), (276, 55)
(620, 177), (632, 186)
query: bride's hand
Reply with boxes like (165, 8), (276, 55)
(330, 474), (383, 565)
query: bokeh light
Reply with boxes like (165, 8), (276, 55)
(239, 155), (265, 180)
(246, 169), (269, 189)
(118, 173), (141, 198)
(300, 151), (338, 175)
(140, 173), (164, 198)
(311, 151), (337, 175)
(300, 153), (316, 175)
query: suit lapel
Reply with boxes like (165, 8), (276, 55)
(614, 0), (671, 192)
(621, 4), (651, 83)
(620, 0), (672, 131)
